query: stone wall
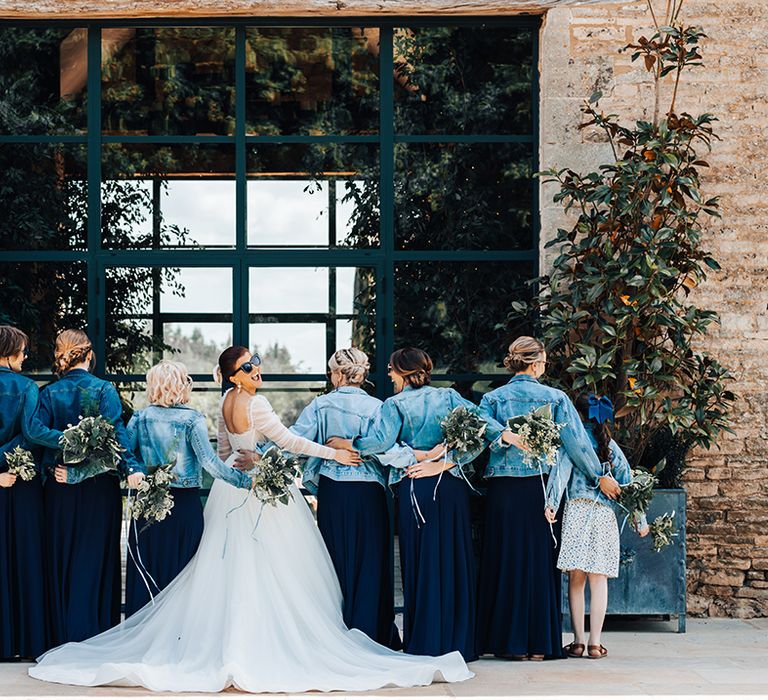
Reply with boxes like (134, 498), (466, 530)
(540, 1), (768, 617)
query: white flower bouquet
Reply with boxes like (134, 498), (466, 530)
(507, 404), (563, 468)
(440, 406), (487, 458)
(251, 446), (301, 507)
(6, 446), (37, 481)
(130, 463), (176, 530)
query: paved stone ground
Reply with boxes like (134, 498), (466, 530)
(1, 619), (766, 698)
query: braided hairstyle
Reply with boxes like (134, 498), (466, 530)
(54, 329), (93, 375)
(503, 336), (545, 373)
(574, 393), (613, 465)
(328, 348), (370, 386)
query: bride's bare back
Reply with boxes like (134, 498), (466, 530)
(221, 389), (253, 435)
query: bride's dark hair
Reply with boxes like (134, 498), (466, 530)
(218, 346), (250, 389)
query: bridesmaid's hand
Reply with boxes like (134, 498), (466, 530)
(334, 449), (362, 466)
(326, 437), (353, 451)
(234, 449), (261, 471)
(637, 524), (650, 538)
(407, 460), (454, 479)
(599, 475), (621, 500)
(501, 430), (528, 450)
(412, 444), (445, 462)
(544, 506), (558, 524)
(54, 465), (68, 484)
(127, 473), (145, 489)
(0, 473), (17, 488)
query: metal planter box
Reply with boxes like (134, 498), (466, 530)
(561, 488), (687, 633)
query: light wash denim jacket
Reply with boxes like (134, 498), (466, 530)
(126, 404), (251, 491)
(352, 385), (486, 488)
(546, 423), (648, 528)
(37, 369), (145, 483)
(477, 374), (603, 481)
(0, 367), (63, 473)
(288, 386), (416, 495)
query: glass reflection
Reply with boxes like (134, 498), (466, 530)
(102, 27), (236, 136)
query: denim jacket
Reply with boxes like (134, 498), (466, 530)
(0, 367), (63, 473)
(546, 423), (648, 528)
(477, 374), (603, 481)
(37, 369), (145, 483)
(352, 385), (486, 488)
(126, 404), (251, 491)
(288, 386), (416, 494)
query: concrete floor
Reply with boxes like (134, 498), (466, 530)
(1, 619), (766, 698)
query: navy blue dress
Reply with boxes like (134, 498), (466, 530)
(397, 473), (477, 661)
(125, 487), (204, 617)
(316, 476), (401, 650)
(476, 475), (564, 659)
(38, 369), (141, 646)
(0, 367), (62, 659)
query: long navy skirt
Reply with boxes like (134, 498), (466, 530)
(0, 474), (48, 659)
(44, 472), (122, 647)
(396, 473), (476, 661)
(476, 475), (565, 659)
(316, 476), (401, 650)
(125, 487), (204, 618)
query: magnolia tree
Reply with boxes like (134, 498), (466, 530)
(510, 0), (734, 487)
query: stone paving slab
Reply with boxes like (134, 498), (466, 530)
(1, 619), (766, 699)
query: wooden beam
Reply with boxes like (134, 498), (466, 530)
(0, 0), (612, 21)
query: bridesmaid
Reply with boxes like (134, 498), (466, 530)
(38, 329), (145, 646)
(0, 326), (63, 659)
(476, 336), (620, 660)
(124, 360), (256, 617)
(287, 348), (420, 650)
(330, 347), (484, 662)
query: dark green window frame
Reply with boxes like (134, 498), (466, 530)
(0, 16), (541, 398)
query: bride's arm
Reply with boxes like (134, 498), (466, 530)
(251, 396), (335, 460)
(189, 414), (252, 490)
(216, 410), (233, 461)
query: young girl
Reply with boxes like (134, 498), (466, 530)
(545, 393), (649, 660)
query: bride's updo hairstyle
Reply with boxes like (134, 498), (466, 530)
(504, 336), (545, 373)
(389, 347), (433, 389)
(147, 360), (192, 407)
(216, 345), (250, 385)
(54, 329), (93, 375)
(328, 348), (370, 387)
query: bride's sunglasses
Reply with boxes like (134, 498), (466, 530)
(235, 353), (262, 376)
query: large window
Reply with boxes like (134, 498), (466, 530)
(0, 19), (539, 408)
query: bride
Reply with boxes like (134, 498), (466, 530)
(29, 346), (473, 693)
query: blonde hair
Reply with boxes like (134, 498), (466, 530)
(54, 329), (93, 375)
(503, 336), (545, 373)
(328, 348), (370, 386)
(146, 360), (193, 407)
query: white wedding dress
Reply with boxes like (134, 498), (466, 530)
(29, 394), (472, 693)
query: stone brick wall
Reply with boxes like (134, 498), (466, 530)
(540, 1), (768, 617)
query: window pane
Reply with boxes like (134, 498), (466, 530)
(0, 261), (87, 374)
(395, 142), (533, 251)
(0, 28), (87, 135)
(105, 266), (233, 374)
(259, 381), (325, 426)
(250, 323), (326, 375)
(251, 267), (329, 314)
(0, 144), (87, 251)
(247, 143), (379, 248)
(102, 27), (235, 136)
(102, 143), (235, 249)
(245, 27), (379, 136)
(394, 26), (534, 135)
(394, 261), (533, 374)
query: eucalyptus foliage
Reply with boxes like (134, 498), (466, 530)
(250, 446), (301, 508)
(440, 406), (487, 458)
(5, 446), (37, 481)
(60, 415), (124, 473)
(130, 463), (176, 530)
(510, 3), (734, 484)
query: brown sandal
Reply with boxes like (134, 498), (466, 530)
(587, 644), (608, 659)
(528, 654), (545, 662)
(563, 642), (585, 658)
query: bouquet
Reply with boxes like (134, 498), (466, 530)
(649, 511), (678, 552)
(129, 464), (176, 530)
(5, 446), (37, 481)
(617, 468), (656, 523)
(507, 404), (563, 468)
(440, 406), (487, 458)
(60, 415), (124, 473)
(250, 446), (301, 507)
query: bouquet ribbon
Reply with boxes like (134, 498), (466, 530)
(124, 489), (161, 608)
